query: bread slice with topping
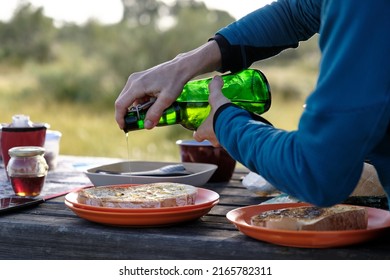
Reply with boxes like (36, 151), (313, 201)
(251, 204), (368, 231)
(77, 182), (197, 208)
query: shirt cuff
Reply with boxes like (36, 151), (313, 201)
(213, 103), (273, 132)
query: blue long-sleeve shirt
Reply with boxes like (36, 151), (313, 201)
(212, 0), (390, 206)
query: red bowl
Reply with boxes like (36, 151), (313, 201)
(176, 140), (236, 183)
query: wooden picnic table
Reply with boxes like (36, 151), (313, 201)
(0, 155), (389, 260)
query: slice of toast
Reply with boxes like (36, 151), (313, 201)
(77, 182), (197, 208)
(251, 205), (368, 231)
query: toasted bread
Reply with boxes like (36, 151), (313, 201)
(77, 183), (197, 208)
(251, 205), (368, 231)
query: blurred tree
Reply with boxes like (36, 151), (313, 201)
(163, 1), (234, 57)
(121, 0), (162, 27)
(0, 3), (56, 65)
(110, 0), (234, 78)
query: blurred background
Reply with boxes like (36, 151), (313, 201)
(0, 0), (320, 162)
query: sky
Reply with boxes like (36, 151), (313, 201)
(0, 0), (273, 24)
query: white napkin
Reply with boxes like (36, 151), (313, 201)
(242, 172), (280, 196)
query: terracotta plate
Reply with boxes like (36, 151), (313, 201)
(66, 200), (218, 227)
(65, 185), (219, 213)
(226, 203), (390, 248)
(65, 186), (219, 227)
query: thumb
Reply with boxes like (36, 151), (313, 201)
(208, 75), (224, 96)
(208, 75), (230, 107)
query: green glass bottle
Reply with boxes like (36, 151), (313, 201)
(124, 69), (271, 132)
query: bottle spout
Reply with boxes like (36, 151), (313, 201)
(124, 98), (157, 132)
(128, 98), (156, 117)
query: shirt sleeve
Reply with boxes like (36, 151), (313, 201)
(214, 0), (390, 206)
(211, 0), (321, 72)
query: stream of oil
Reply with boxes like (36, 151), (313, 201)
(125, 132), (134, 184)
(126, 132), (130, 162)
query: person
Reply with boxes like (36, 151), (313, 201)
(115, 0), (390, 207)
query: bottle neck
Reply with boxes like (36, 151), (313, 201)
(123, 113), (141, 132)
(124, 102), (182, 133)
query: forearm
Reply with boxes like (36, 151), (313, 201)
(171, 40), (222, 82)
(214, 106), (366, 207)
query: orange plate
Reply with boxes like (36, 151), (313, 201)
(65, 186), (219, 213)
(226, 203), (390, 248)
(65, 200), (218, 227)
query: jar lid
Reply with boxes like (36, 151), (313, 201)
(8, 146), (45, 157)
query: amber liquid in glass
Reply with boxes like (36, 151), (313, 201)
(10, 176), (45, 197)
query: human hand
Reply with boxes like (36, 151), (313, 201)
(115, 41), (222, 131)
(193, 75), (231, 146)
(114, 63), (188, 130)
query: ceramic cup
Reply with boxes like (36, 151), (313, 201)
(44, 130), (62, 170)
(1, 125), (47, 178)
(176, 139), (236, 183)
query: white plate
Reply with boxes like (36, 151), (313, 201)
(85, 161), (217, 186)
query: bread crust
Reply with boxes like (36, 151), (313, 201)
(251, 205), (368, 231)
(77, 183), (197, 208)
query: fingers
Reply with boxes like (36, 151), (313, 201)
(115, 91), (135, 130)
(208, 75), (230, 109)
(192, 75), (228, 147)
(143, 94), (175, 129)
(114, 71), (163, 130)
(114, 101), (127, 130)
(115, 73), (146, 129)
(193, 128), (221, 147)
(114, 67), (185, 130)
